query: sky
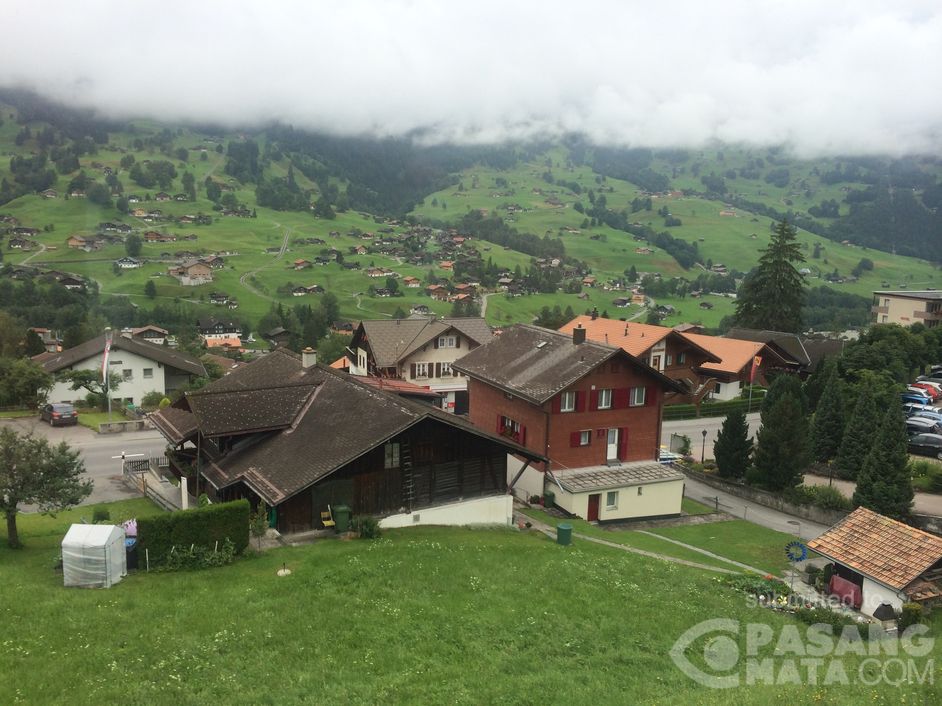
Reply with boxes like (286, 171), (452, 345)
(2, 1), (941, 156)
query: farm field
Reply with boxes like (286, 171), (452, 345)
(2, 500), (939, 705)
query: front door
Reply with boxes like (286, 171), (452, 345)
(606, 428), (619, 462)
(587, 493), (601, 522)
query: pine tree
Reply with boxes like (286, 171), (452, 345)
(853, 406), (913, 520)
(714, 409), (752, 479)
(752, 390), (809, 490)
(734, 218), (806, 333)
(804, 356), (838, 412)
(761, 374), (808, 417)
(810, 367), (845, 463)
(833, 386), (880, 480)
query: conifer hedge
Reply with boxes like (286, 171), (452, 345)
(137, 499), (250, 565)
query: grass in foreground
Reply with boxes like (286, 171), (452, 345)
(1, 500), (939, 705)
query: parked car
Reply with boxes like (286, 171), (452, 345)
(906, 417), (942, 436)
(910, 382), (941, 400)
(40, 403), (78, 427)
(913, 410), (942, 424)
(902, 392), (933, 406)
(903, 402), (936, 417)
(908, 433), (942, 460)
(915, 380), (942, 395)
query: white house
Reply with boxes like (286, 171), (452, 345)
(38, 334), (205, 406)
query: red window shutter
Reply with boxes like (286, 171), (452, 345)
(596, 428), (606, 439)
(590, 389), (600, 410)
(575, 391), (586, 412)
(646, 386), (657, 407)
(617, 427), (628, 460)
(497, 415), (505, 434)
(519, 425), (526, 445)
(613, 388), (629, 409)
(435, 362), (442, 378)
(433, 337), (440, 349)
(552, 395), (562, 413)
(410, 363), (416, 378)
(570, 431), (581, 447)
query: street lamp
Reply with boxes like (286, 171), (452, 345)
(701, 429), (708, 463)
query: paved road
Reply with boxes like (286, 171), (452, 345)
(664, 412), (762, 461)
(0, 417), (166, 506)
(803, 471), (942, 516)
(681, 474), (829, 540)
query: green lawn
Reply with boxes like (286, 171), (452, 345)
(681, 497), (715, 515)
(1, 500), (939, 704)
(0, 409), (37, 419)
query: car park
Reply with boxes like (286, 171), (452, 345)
(916, 380), (942, 395)
(40, 403), (78, 427)
(902, 392), (933, 406)
(910, 382), (941, 400)
(908, 433), (942, 460)
(906, 417), (942, 436)
(903, 402), (936, 416)
(914, 410), (942, 424)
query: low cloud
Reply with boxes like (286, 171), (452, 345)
(2, 0), (941, 156)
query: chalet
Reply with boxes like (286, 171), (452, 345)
(452, 324), (686, 520)
(67, 235), (88, 249)
(439, 261), (454, 270)
(198, 317), (242, 343)
(349, 317), (494, 414)
(403, 276), (421, 288)
(208, 292), (230, 305)
(178, 215), (196, 224)
(12, 227), (40, 237)
(201, 255), (225, 269)
(58, 276), (86, 291)
(293, 259), (312, 270)
(28, 327), (60, 353)
(410, 304), (431, 315)
(150, 349), (543, 533)
(332, 321), (355, 334)
(169, 260), (213, 286)
(39, 333), (205, 406)
(174, 194), (188, 202)
(699, 301), (714, 310)
(428, 287), (450, 302)
(559, 314), (722, 402)
(292, 286), (309, 297)
(41, 189), (58, 199)
(129, 325), (169, 346)
(351, 245), (368, 256)
(681, 332), (791, 400)
(264, 327), (293, 348)
(612, 298), (631, 308)
(69, 189), (86, 198)
(314, 256), (331, 266)
(132, 209), (148, 217)
(8, 238), (30, 250)
(155, 192), (171, 202)
(497, 277), (514, 288)
(366, 268), (386, 278)
(375, 288), (393, 297)
(115, 257), (143, 269)
(808, 508), (942, 618)
(582, 276), (597, 287)
(144, 231), (174, 243)
(127, 195), (142, 203)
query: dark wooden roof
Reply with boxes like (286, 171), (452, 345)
(357, 317), (493, 368)
(452, 324), (684, 405)
(38, 334), (205, 377)
(725, 328), (810, 367)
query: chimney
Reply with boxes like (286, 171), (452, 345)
(591, 307), (599, 321)
(573, 326), (586, 345)
(301, 347), (317, 369)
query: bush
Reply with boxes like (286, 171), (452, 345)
(782, 484), (852, 511)
(899, 602), (924, 632)
(137, 499), (250, 566)
(795, 607), (870, 639)
(529, 494), (541, 505)
(92, 507), (111, 523)
(350, 515), (381, 539)
(161, 538), (236, 572)
(725, 574), (790, 598)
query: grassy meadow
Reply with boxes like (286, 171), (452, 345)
(2, 499), (940, 705)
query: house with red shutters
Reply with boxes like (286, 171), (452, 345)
(452, 323), (687, 521)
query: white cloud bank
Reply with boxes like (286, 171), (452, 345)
(2, 0), (941, 156)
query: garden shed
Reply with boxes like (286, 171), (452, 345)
(61, 524), (127, 588)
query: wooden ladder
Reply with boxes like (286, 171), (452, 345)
(400, 441), (415, 510)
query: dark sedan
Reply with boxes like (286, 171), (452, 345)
(908, 433), (942, 460)
(40, 403), (78, 427)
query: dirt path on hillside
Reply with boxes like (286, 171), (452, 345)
(237, 225), (291, 302)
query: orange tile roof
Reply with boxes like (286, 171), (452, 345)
(330, 357), (349, 370)
(681, 332), (765, 375)
(559, 315), (671, 357)
(808, 507), (942, 591)
(205, 337), (243, 349)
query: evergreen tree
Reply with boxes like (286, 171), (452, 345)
(714, 409), (752, 479)
(803, 356), (837, 412)
(761, 373), (808, 417)
(810, 368), (845, 464)
(833, 386), (880, 480)
(752, 390), (809, 490)
(734, 218), (806, 333)
(853, 405), (913, 520)
(144, 280), (157, 299)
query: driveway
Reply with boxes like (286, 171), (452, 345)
(1, 416), (167, 506)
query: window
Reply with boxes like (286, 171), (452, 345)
(437, 335), (456, 348)
(665, 354), (672, 366)
(882, 315), (888, 323)
(122, 368), (132, 381)
(414, 362), (429, 378)
(577, 430), (591, 446)
(597, 388), (613, 409)
(384, 442), (400, 469)
(651, 355), (661, 369)
(606, 491), (618, 508)
(560, 391), (576, 412)
(713, 382), (722, 394)
(637, 486), (643, 496)
(498, 415), (524, 443)
(143, 368), (153, 379)
(630, 387), (646, 407)
(677, 352), (686, 365)
(440, 362), (453, 377)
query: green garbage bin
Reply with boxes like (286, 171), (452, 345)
(333, 505), (352, 533)
(557, 523), (572, 546)
(544, 489), (556, 508)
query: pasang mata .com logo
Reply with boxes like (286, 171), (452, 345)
(670, 619), (935, 688)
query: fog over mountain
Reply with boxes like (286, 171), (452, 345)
(3, 1), (941, 156)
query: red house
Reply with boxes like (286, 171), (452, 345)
(453, 324), (684, 472)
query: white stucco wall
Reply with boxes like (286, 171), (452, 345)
(399, 343), (470, 392)
(711, 379), (742, 401)
(553, 478), (684, 521)
(861, 577), (906, 617)
(379, 495), (513, 529)
(507, 454), (546, 502)
(47, 349), (168, 406)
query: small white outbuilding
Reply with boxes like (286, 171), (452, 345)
(61, 524), (127, 588)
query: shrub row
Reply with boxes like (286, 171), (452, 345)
(138, 499), (250, 566)
(663, 393), (766, 421)
(782, 484), (854, 511)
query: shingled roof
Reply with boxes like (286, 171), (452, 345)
(38, 333), (205, 377)
(452, 324), (684, 405)
(559, 315), (720, 362)
(808, 507), (942, 592)
(357, 317), (493, 368)
(153, 349), (543, 506)
(725, 327), (810, 367)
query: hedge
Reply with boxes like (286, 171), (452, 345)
(663, 392), (767, 421)
(137, 499), (250, 565)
